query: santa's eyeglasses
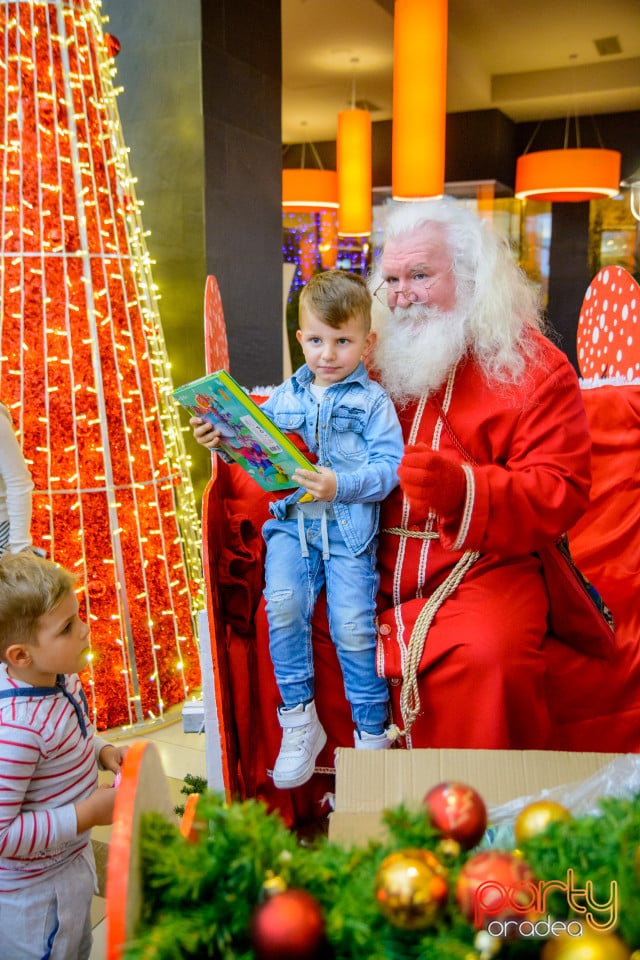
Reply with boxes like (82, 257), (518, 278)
(373, 276), (441, 306)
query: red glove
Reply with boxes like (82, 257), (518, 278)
(398, 444), (467, 520)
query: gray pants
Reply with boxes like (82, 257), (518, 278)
(0, 844), (97, 959)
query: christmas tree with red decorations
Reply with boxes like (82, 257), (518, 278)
(0, 0), (202, 729)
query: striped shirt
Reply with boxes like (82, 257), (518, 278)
(0, 665), (107, 892)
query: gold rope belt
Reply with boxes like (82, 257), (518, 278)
(382, 526), (480, 740)
(382, 526), (438, 539)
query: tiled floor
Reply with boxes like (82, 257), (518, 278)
(89, 708), (207, 959)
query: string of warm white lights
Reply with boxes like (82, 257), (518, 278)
(0, 0), (204, 730)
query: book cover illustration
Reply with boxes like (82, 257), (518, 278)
(174, 370), (317, 492)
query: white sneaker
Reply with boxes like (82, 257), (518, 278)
(273, 701), (327, 789)
(354, 729), (393, 750)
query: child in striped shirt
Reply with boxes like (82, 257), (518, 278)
(0, 552), (127, 960)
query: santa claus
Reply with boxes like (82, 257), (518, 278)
(370, 200), (638, 752)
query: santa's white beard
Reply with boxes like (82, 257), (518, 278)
(373, 303), (468, 404)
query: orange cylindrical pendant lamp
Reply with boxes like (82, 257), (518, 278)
(337, 108), (372, 236)
(318, 209), (339, 269)
(515, 149), (622, 202)
(282, 169), (339, 212)
(392, 0), (448, 200)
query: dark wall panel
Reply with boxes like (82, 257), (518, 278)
(445, 110), (516, 187)
(201, 0), (283, 388)
(102, 0), (206, 385)
(547, 203), (592, 373)
(101, 0), (209, 494)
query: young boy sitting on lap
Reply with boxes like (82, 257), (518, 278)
(192, 270), (403, 789)
(0, 552), (126, 960)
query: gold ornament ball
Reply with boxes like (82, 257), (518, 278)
(542, 929), (630, 960)
(514, 800), (572, 845)
(436, 837), (462, 863)
(374, 848), (448, 930)
(262, 871), (288, 898)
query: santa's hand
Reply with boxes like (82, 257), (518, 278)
(398, 444), (466, 520)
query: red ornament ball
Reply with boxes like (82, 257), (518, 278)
(104, 33), (121, 57)
(250, 889), (325, 960)
(423, 781), (488, 849)
(456, 850), (536, 928)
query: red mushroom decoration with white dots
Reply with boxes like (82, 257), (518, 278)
(577, 266), (640, 381)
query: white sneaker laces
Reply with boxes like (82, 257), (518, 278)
(280, 724), (308, 754)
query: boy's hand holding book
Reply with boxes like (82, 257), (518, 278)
(177, 370), (319, 493)
(293, 466), (336, 502)
(190, 416), (221, 450)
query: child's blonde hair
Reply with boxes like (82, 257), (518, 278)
(299, 270), (372, 333)
(0, 553), (76, 658)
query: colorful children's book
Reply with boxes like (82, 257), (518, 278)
(173, 369), (317, 492)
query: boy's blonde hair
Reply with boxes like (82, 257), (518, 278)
(0, 553), (76, 659)
(299, 270), (372, 333)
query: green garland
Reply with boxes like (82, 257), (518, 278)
(174, 773), (207, 818)
(120, 790), (640, 960)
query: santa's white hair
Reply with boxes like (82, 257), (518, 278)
(370, 200), (546, 396)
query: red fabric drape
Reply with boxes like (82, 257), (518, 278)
(569, 383), (640, 644)
(544, 382), (640, 751)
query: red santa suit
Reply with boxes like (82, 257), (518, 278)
(375, 329), (597, 749)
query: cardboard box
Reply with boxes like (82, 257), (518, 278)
(181, 699), (205, 734)
(329, 748), (622, 845)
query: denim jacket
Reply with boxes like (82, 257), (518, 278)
(261, 362), (404, 555)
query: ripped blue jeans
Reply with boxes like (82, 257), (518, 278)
(263, 511), (389, 735)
